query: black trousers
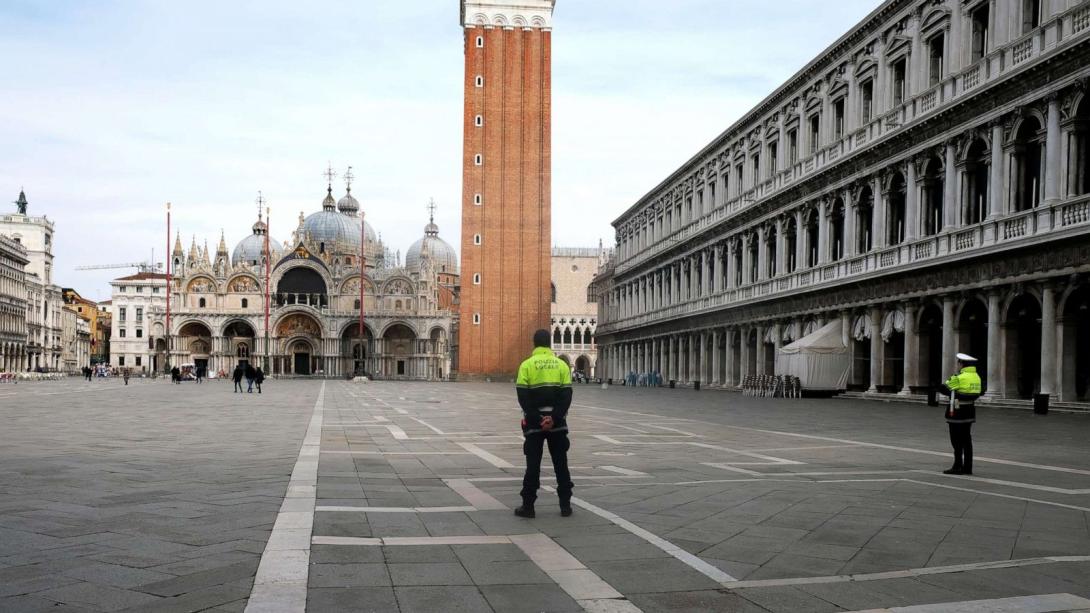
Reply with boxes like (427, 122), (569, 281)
(521, 431), (573, 506)
(948, 423), (973, 472)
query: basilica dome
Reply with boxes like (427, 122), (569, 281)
(232, 219), (284, 266)
(302, 188), (371, 252)
(406, 218), (459, 275)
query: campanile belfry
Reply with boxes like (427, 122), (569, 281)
(458, 0), (554, 377)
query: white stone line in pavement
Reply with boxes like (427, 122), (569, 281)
(723, 426), (1090, 477)
(914, 470), (1090, 495)
(384, 424), (408, 440)
(444, 478), (509, 510)
(408, 416), (445, 434)
(567, 400), (1090, 478)
(748, 444), (864, 452)
(687, 442), (806, 465)
(900, 479), (1090, 513)
(722, 556), (1090, 590)
(313, 535), (516, 546)
(598, 466), (650, 477)
(394, 407), (408, 414)
(509, 533), (642, 613)
(701, 463), (765, 476)
(553, 489), (737, 583)
(643, 424), (701, 437)
(316, 505), (477, 513)
(321, 450), (474, 455)
(846, 593), (1090, 613)
(245, 381), (325, 613)
(457, 441), (516, 468)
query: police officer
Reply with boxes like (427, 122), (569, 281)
(938, 352), (982, 475)
(514, 329), (574, 518)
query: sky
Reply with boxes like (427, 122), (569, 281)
(0, 0), (879, 301)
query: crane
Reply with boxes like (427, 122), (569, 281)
(75, 261), (162, 273)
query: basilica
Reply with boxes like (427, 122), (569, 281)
(147, 181), (459, 380)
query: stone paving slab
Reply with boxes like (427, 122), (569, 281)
(4, 379), (1090, 611)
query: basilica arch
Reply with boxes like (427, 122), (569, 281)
(274, 312), (324, 375)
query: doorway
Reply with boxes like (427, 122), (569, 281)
(294, 353), (311, 375)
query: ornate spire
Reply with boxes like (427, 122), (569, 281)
(172, 231), (184, 256)
(218, 230), (228, 255)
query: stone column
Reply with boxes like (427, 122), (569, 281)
(713, 244), (724, 292)
(724, 327), (736, 387)
(675, 262), (683, 300)
(771, 322), (783, 375)
(817, 201), (830, 265)
(982, 291), (1003, 399)
(712, 330), (721, 385)
(739, 327), (751, 380)
(794, 209), (807, 269)
(905, 159), (919, 241)
(941, 296), (956, 379)
(726, 241), (737, 289)
(698, 331), (707, 383)
(1045, 94), (1062, 203)
(988, 120), (1005, 219)
(873, 175), (887, 249)
(701, 249), (710, 296)
(774, 219), (786, 276)
(1040, 284), (1057, 396)
(943, 140), (958, 231)
(757, 227), (769, 281)
(867, 307), (883, 393)
(741, 235), (753, 284)
(843, 190), (857, 258)
(900, 302), (918, 394)
(755, 326), (767, 375)
(688, 331), (697, 379)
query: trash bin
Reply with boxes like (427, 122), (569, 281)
(1034, 393), (1049, 415)
(927, 388), (939, 407)
(669, 379), (676, 389)
(694, 380), (701, 391)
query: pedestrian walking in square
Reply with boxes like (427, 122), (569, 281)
(254, 366), (264, 394)
(232, 364), (244, 393)
(514, 329), (574, 519)
(939, 353), (981, 475)
(245, 362), (257, 393)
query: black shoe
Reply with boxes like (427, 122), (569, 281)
(514, 505), (535, 518)
(560, 506), (573, 517)
(962, 469), (972, 475)
(943, 468), (963, 475)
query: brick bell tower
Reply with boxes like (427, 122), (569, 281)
(458, 0), (554, 377)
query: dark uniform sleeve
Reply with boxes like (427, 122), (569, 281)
(515, 360), (540, 425)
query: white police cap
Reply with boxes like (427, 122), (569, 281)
(955, 353), (978, 362)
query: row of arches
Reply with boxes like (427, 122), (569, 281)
(604, 281), (1090, 402)
(551, 325), (595, 347)
(160, 315), (450, 379)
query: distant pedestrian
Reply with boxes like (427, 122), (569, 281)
(245, 363), (257, 393)
(938, 353), (981, 475)
(195, 366), (204, 384)
(514, 329), (574, 519)
(122, 368), (130, 386)
(254, 366), (265, 394)
(171, 366), (180, 384)
(232, 364), (244, 393)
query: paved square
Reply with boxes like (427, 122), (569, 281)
(2, 378), (1090, 612)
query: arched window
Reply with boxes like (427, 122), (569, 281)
(241, 298), (248, 308)
(354, 299), (361, 310)
(395, 300), (402, 310)
(563, 328), (572, 344)
(552, 328), (562, 345)
(766, 225), (778, 277)
(237, 343), (250, 357)
(829, 198), (845, 261)
(1012, 116), (1043, 212)
(805, 210), (820, 267)
(922, 155), (944, 235)
(887, 173), (907, 245)
(856, 186), (874, 253)
(962, 138), (989, 224)
(574, 328), (583, 345)
(198, 297), (206, 308)
(783, 217), (798, 273)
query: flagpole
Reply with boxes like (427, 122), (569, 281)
(264, 206), (271, 374)
(165, 202), (172, 375)
(358, 209), (366, 376)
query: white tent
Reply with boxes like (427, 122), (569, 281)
(775, 319), (849, 391)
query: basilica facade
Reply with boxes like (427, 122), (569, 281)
(596, 0), (1090, 406)
(148, 183), (459, 380)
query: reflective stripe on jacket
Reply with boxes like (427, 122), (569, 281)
(515, 347), (573, 435)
